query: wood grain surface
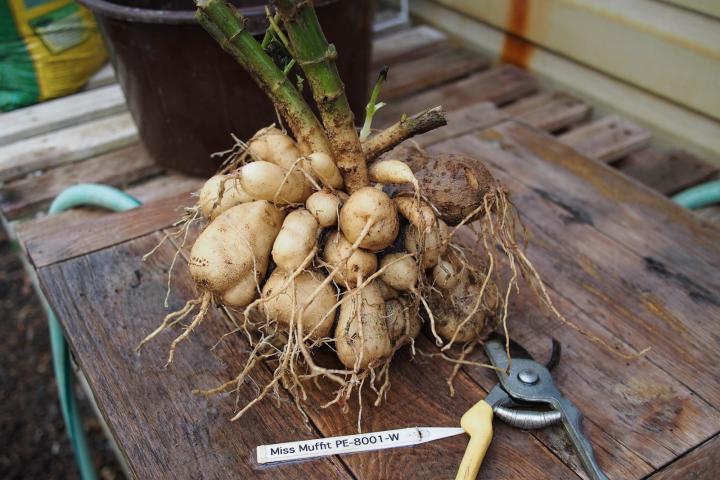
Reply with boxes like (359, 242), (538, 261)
(502, 92), (591, 132)
(12, 21), (720, 480)
(37, 231), (579, 479)
(376, 65), (538, 127)
(615, 147), (718, 195)
(371, 25), (449, 70)
(0, 84), (126, 146)
(379, 46), (490, 101)
(647, 433), (720, 480)
(412, 102), (509, 148)
(0, 144), (159, 220)
(163, 226), (579, 480)
(559, 115), (651, 163)
(0, 112), (139, 182)
(472, 122), (720, 286)
(423, 124), (720, 478)
(38, 233), (352, 480)
(19, 190), (196, 268)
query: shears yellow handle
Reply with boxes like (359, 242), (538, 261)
(455, 400), (494, 480)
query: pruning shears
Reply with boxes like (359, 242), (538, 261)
(456, 334), (608, 480)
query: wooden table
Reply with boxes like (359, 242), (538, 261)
(3, 25), (720, 480)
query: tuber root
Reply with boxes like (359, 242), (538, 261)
(339, 187), (399, 252)
(335, 281), (391, 370)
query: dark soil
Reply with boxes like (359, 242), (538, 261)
(0, 226), (125, 480)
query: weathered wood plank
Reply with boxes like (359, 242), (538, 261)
(0, 84), (126, 146)
(660, 0), (720, 19)
(54, 220), (578, 479)
(295, 340), (579, 479)
(0, 144), (158, 220)
(376, 65), (538, 127)
(429, 129), (720, 474)
(411, 101), (509, 148)
(430, 125), (720, 402)
(371, 25), (449, 69)
(380, 46), (490, 100)
(452, 223), (719, 472)
(166, 216), (635, 478)
(84, 63), (116, 90)
(558, 115), (651, 163)
(0, 112), (139, 183)
(615, 147), (718, 195)
(695, 205), (720, 225)
(519, 207), (720, 401)
(647, 433), (720, 480)
(164, 224), (579, 479)
(502, 92), (591, 132)
(450, 284), (658, 478)
(10, 174), (203, 235)
(124, 174), (203, 204)
(18, 190), (196, 268)
(471, 122), (720, 282)
(37, 233), (352, 479)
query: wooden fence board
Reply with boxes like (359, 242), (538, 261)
(428, 0), (720, 121)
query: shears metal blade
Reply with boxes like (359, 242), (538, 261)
(456, 334), (608, 480)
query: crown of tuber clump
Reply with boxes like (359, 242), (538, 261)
(139, 0), (646, 429)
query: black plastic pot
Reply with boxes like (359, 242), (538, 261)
(79, 0), (373, 176)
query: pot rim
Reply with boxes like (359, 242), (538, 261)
(76, 0), (336, 27)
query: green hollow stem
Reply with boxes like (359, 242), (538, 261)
(195, 0), (330, 156)
(274, 0), (369, 192)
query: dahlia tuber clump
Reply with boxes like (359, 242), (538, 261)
(139, 0), (642, 427)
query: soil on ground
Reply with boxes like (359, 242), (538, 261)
(0, 225), (125, 479)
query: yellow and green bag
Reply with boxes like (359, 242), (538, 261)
(1, 0), (107, 111)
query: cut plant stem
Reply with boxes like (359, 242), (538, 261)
(363, 106), (448, 161)
(360, 66), (389, 141)
(195, 0), (331, 156)
(275, 0), (369, 192)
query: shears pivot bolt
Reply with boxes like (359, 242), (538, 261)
(517, 369), (539, 385)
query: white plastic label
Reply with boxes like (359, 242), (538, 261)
(257, 427), (465, 464)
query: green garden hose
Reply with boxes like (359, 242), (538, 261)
(47, 184), (141, 480)
(672, 180), (720, 210)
